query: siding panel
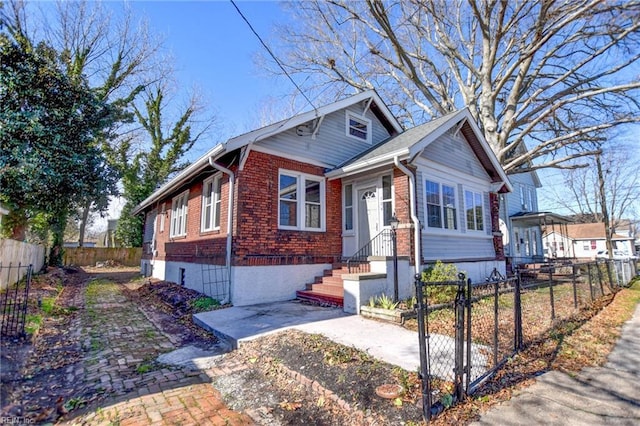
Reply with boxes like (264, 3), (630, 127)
(259, 108), (391, 167)
(421, 131), (490, 179)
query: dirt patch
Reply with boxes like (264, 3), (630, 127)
(1, 267), (87, 422)
(211, 330), (424, 425)
(124, 280), (222, 348)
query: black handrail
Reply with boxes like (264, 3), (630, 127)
(346, 229), (393, 273)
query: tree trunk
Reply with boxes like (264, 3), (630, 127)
(77, 199), (92, 247)
(48, 210), (68, 266)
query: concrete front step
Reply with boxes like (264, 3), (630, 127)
(296, 290), (343, 307)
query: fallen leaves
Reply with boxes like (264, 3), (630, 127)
(279, 400), (303, 411)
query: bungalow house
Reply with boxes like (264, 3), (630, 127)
(497, 164), (571, 270)
(542, 222), (636, 260)
(132, 90), (512, 312)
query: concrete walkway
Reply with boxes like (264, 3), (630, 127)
(470, 304), (640, 425)
(194, 300), (425, 372)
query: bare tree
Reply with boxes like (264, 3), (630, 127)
(272, 0), (640, 173)
(545, 144), (639, 227)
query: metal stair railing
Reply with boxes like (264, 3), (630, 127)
(346, 229), (393, 273)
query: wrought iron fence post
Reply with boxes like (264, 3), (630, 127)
(597, 261), (605, 296)
(493, 277), (499, 368)
(549, 267), (555, 321)
(587, 263), (594, 302)
(571, 264), (578, 310)
(514, 269), (523, 350)
(414, 273), (432, 422)
(454, 274), (466, 402)
(465, 277), (472, 394)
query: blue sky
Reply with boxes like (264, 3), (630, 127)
(125, 1), (292, 140)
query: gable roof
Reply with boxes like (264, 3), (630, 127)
(327, 108), (513, 193)
(132, 90), (401, 215)
(543, 222), (632, 240)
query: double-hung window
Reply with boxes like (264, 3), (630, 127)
(382, 175), (393, 226)
(426, 180), (457, 230)
(464, 190), (484, 231)
(170, 191), (189, 237)
(279, 170), (325, 231)
(201, 175), (222, 232)
(346, 112), (372, 144)
(344, 184), (353, 231)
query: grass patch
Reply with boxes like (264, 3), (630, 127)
(190, 296), (220, 312)
(41, 297), (56, 315)
(25, 314), (43, 335)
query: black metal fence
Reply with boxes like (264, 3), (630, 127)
(0, 263), (33, 337)
(415, 259), (637, 421)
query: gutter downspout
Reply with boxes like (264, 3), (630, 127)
(394, 157), (422, 276)
(209, 157), (234, 302)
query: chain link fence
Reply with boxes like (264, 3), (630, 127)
(415, 259), (637, 421)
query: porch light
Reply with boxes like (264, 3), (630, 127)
(390, 213), (400, 230)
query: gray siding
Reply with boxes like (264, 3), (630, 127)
(420, 130), (490, 179)
(258, 107), (391, 168)
(505, 172), (538, 216)
(423, 234), (495, 260)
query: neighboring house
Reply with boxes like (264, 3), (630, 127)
(498, 169), (570, 268)
(542, 222), (636, 260)
(132, 90), (512, 312)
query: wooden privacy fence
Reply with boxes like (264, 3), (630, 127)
(63, 247), (142, 267)
(0, 239), (45, 290)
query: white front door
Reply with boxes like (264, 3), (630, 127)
(358, 187), (379, 250)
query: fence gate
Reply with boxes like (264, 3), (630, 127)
(415, 274), (467, 420)
(1, 264), (32, 337)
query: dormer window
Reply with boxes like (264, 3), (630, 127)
(346, 112), (372, 143)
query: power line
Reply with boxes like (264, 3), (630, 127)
(229, 0), (317, 113)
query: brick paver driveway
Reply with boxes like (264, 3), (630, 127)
(60, 271), (253, 426)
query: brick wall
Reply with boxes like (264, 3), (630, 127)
(142, 151), (343, 266)
(142, 171), (231, 264)
(233, 150), (343, 265)
(490, 192), (505, 260)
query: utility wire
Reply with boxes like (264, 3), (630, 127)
(230, 0), (318, 114)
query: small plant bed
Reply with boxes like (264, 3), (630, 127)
(360, 294), (417, 324)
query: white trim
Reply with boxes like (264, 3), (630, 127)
(250, 144), (332, 168)
(201, 173), (222, 232)
(463, 188), (485, 233)
(278, 169), (326, 232)
(343, 183), (355, 234)
(346, 111), (372, 144)
(424, 178), (458, 232)
(170, 190), (189, 238)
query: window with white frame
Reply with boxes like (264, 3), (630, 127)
(279, 170), (325, 231)
(464, 190), (484, 231)
(344, 184), (353, 231)
(528, 188), (534, 211)
(346, 112), (372, 143)
(425, 180), (457, 230)
(382, 175), (393, 226)
(170, 191), (189, 237)
(201, 174), (222, 232)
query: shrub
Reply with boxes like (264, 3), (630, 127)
(422, 260), (462, 304)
